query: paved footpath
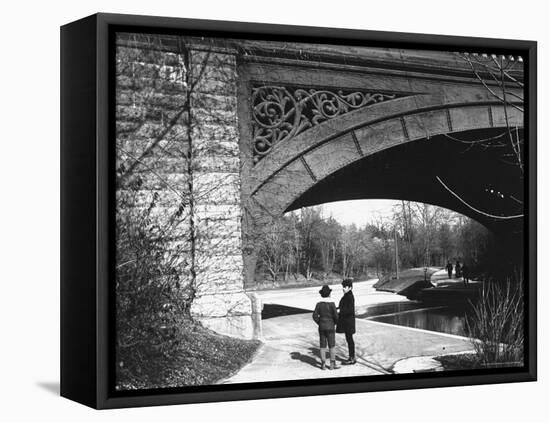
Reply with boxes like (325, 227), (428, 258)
(222, 312), (473, 384)
(251, 279), (414, 315)
(431, 268), (482, 287)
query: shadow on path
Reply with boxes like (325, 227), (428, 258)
(263, 304), (312, 319)
(290, 350), (319, 368)
(355, 354), (394, 374)
(290, 347), (354, 369)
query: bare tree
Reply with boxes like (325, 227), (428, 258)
(457, 52), (524, 172)
(317, 215), (341, 278)
(432, 53), (525, 222)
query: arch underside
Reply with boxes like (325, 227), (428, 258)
(287, 129), (524, 235)
(248, 95), (524, 235)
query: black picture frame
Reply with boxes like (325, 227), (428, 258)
(60, 12), (537, 409)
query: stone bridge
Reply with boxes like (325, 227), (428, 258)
(116, 35), (524, 339)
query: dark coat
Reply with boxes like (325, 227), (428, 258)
(336, 291), (356, 334)
(312, 301), (338, 331)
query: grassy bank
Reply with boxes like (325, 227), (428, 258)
(116, 318), (261, 390)
(435, 353), (482, 370)
(435, 353), (523, 371)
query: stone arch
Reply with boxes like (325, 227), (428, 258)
(248, 94), (523, 219)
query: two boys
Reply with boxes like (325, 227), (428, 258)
(312, 278), (356, 370)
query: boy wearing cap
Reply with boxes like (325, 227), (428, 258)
(336, 278), (356, 365)
(312, 285), (340, 370)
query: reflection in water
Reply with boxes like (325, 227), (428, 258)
(367, 306), (470, 337)
(356, 301), (422, 318)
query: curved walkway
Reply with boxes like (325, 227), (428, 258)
(222, 312), (473, 384)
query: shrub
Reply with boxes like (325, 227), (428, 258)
(466, 272), (524, 366)
(116, 186), (192, 388)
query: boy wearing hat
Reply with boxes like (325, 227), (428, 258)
(312, 285), (340, 370)
(336, 278), (356, 365)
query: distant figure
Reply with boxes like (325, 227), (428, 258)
(455, 261), (462, 279)
(336, 278), (356, 365)
(313, 285), (340, 370)
(462, 264), (470, 286)
(446, 261), (453, 279)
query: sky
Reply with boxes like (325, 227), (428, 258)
(316, 199), (402, 227)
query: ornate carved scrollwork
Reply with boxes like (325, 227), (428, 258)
(251, 85), (401, 163)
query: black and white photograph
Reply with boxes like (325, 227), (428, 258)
(114, 30), (529, 391)
(3, 0), (548, 420)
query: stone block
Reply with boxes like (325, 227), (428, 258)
(117, 95), (187, 116)
(193, 172), (241, 204)
(116, 188), (188, 209)
(193, 95), (237, 118)
(190, 291), (251, 318)
(355, 118), (407, 156)
(192, 122), (239, 143)
(193, 79), (237, 97)
(491, 105), (523, 128)
(195, 314), (255, 340)
(303, 132), (359, 180)
(404, 109), (449, 141)
(194, 204), (242, 220)
(195, 220), (243, 243)
(194, 155), (241, 173)
(194, 139), (239, 157)
(195, 235), (243, 255)
(195, 253), (244, 273)
(252, 158), (312, 215)
(192, 107), (238, 126)
(448, 106), (491, 132)
(119, 172), (188, 191)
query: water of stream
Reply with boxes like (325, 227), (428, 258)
(365, 304), (471, 337)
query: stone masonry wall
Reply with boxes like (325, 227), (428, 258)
(187, 48), (254, 337)
(115, 33), (192, 296)
(115, 33), (254, 339)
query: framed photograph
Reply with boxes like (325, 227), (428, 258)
(60, 13), (537, 409)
